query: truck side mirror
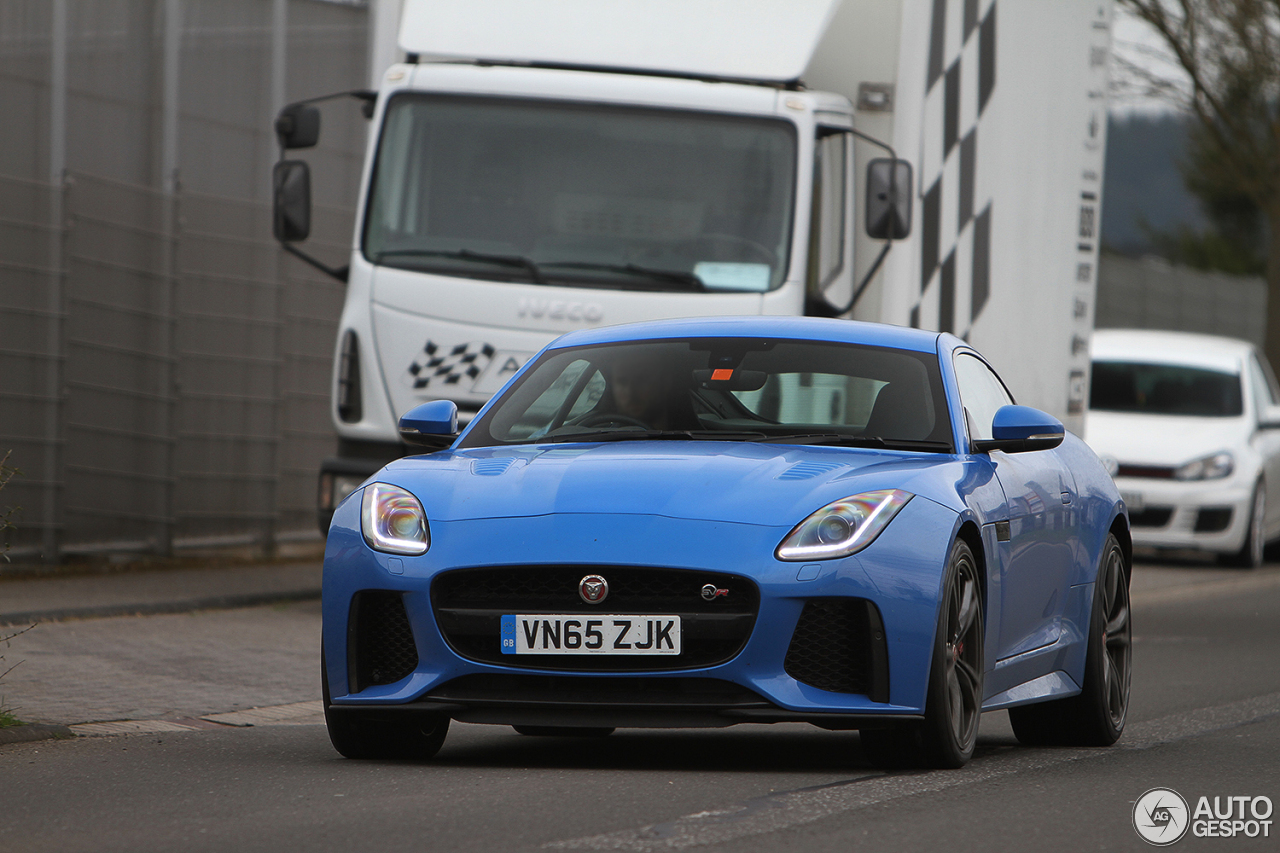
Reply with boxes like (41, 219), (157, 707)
(275, 103), (321, 149)
(273, 160), (311, 242)
(865, 158), (912, 239)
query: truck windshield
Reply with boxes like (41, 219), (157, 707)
(363, 95), (797, 292)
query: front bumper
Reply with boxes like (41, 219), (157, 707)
(1114, 476), (1252, 554)
(321, 491), (960, 725)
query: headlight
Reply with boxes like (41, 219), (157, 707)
(361, 482), (429, 555)
(776, 489), (912, 561)
(1174, 451), (1234, 481)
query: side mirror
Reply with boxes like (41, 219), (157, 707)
(399, 400), (459, 449)
(972, 405), (1065, 454)
(274, 103), (321, 149)
(272, 161), (311, 242)
(865, 158), (912, 239)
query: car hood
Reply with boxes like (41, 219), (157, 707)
(1085, 410), (1249, 466)
(375, 441), (957, 526)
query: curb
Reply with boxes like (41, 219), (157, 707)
(0, 723), (76, 745)
(0, 588), (321, 627)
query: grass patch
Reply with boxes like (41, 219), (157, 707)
(0, 707), (23, 728)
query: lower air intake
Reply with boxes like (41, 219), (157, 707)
(784, 598), (889, 702)
(350, 590), (418, 691)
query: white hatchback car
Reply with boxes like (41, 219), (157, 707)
(1086, 329), (1280, 567)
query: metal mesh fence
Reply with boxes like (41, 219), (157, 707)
(0, 0), (368, 561)
(1, 171), (350, 560)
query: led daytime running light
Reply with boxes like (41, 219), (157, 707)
(776, 489), (912, 561)
(361, 482), (428, 555)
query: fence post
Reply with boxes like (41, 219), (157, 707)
(156, 180), (181, 557)
(41, 175), (68, 564)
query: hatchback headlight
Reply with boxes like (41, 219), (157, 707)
(776, 490), (912, 561)
(1174, 451), (1234, 481)
(361, 482), (429, 555)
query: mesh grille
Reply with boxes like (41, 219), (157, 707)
(352, 590), (419, 690)
(784, 599), (879, 696)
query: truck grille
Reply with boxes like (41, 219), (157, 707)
(431, 566), (758, 671)
(784, 598), (890, 702)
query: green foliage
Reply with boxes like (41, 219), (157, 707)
(0, 624), (35, 728)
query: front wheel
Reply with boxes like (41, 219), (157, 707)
(1221, 482), (1265, 568)
(1009, 533), (1131, 746)
(862, 539), (984, 769)
(322, 649), (450, 760)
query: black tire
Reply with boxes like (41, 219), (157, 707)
(1221, 482), (1265, 568)
(1009, 533), (1131, 746)
(862, 539), (984, 769)
(512, 725), (615, 737)
(322, 649), (450, 760)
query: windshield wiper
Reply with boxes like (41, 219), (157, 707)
(761, 434), (953, 452)
(540, 261), (705, 292)
(536, 429), (768, 444)
(374, 248), (545, 283)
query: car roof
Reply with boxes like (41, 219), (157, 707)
(548, 316), (944, 354)
(1090, 328), (1251, 373)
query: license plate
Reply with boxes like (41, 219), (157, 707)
(1121, 491), (1144, 512)
(501, 614), (681, 655)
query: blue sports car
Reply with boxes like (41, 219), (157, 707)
(321, 317), (1132, 768)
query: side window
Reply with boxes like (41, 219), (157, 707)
(807, 131), (848, 294)
(954, 354), (1014, 441)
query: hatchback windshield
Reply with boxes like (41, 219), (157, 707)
(1090, 361), (1243, 417)
(363, 95), (797, 293)
(461, 338), (953, 450)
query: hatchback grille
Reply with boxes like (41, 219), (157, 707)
(1129, 507), (1173, 528)
(431, 566), (759, 671)
(784, 598), (889, 702)
(1116, 464), (1175, 479)
(349, 590), (418, 691)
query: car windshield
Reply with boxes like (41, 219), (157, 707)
(460, 338), (954, 450)
(1090, 361), (1243, 417)
(363, 95), (797, 293)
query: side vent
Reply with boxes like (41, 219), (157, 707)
(337, 329), (362, 423)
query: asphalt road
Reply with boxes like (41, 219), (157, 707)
(2, 559), (1279, 853)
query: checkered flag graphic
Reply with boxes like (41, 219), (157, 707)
(911, 0), (997, 339)
(409, 341), (496, 389)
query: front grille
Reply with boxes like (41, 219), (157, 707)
(431, 566), (759, 671)
(1130, 507), (1174, 528)
(784, 598), (889, 702)
(349, 590), (419, 692)
(1195, 507), (1233, 532)
(1117, 464), (1176, 479)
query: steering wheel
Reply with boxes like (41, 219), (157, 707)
(698, 233), (778, 266)
(576, 413), (651, 429)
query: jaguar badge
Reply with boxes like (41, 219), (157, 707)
(579, 574), (609, 604)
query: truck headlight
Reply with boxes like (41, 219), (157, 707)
(1174, 451), (1234, 481)
(776, 490), (912, 561)
(361, 482), (429, 555)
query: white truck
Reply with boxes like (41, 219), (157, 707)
(272, 0), (1113, 531)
